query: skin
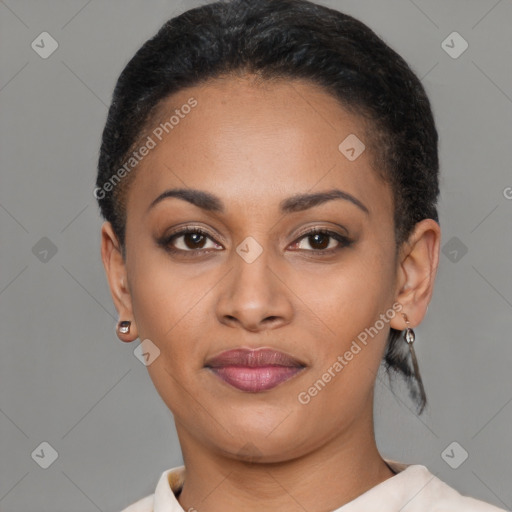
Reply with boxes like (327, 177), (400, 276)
(101, 74), (440, 512)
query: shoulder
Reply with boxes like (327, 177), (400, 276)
(417, 472), (506, 512)
(119, 493), (154, 512)
(386, 460), (507, 512)
(118, 465), (184, 512)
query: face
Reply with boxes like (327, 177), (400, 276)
(104, 75), (416, 463)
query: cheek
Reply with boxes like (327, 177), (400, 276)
(127, 250), (201, 353)
(127, 259), (212, 410)
(294, 269), (392, 429)
(294, 250), (393, 343)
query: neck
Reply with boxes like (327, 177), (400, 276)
(175, 407), (395, 512)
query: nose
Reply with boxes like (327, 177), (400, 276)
(215, 246), (294, 332)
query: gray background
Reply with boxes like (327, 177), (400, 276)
(1, 0), (511, 510)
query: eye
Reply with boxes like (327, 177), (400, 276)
(289, 228), (352, 253)
(159, 227), (223, 254)
(157, 226), (352, 257)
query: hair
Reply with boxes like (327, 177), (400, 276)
(96, 0), (440, 414)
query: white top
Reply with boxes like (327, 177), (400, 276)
(120, 459), (508, 512)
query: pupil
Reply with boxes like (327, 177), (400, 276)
(185, 233), (205, 249)
(310, 233), (328, 249)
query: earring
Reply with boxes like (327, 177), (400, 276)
(401, 312), (426, 412)
(402, 314), (415, 345)
(118, 320), (131, 335)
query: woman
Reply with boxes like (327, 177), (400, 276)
(95, 0), (506, 510)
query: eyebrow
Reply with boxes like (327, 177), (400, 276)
(146, 188), (369, 215)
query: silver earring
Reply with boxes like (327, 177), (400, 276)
(118, 320), (131, 334)
(401, 312), (426, 412)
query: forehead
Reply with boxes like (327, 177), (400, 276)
(126, 75), (392, 220)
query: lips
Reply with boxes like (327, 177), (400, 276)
(205, 348), (306, 392)
(205, 348), (304, 368)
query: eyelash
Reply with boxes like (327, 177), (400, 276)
(157, 226), (353, 257)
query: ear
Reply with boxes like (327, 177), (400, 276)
(390, 219), (441, 330)
(100, 221), (138, 341)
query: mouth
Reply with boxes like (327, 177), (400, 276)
(204, 348), (306, 392)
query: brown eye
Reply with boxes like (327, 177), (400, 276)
(290, 229), (352, 253)
(160, 228), (223, 253)
(307, 232), (331, 250)
(181, 232), (207, 249)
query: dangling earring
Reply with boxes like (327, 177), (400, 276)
(117, 320), (131, 335)
(401, 312), (427, 412)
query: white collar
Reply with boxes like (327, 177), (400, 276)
(144, 459), (504, 512)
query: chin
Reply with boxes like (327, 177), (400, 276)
(209, 414), (311, 461)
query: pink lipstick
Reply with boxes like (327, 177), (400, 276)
(205, 348), (305, 392)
